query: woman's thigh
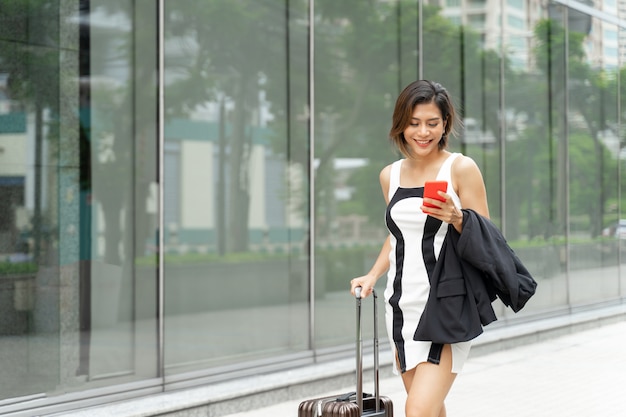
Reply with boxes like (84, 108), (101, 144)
(402, 344), (457, 417)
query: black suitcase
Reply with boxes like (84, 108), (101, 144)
(297, 288), (394, 416)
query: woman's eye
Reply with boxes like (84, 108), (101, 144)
(428, 123), (438, 128)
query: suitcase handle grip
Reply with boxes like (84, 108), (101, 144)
(355, 287), (380, 413)
(336, 391), (373, 402)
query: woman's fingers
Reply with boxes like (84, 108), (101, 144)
(350, 278), (373, 298)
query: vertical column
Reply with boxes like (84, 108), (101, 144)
(57, 0), (82, 386)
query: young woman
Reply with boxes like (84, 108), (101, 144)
(350, 80), (490, 417)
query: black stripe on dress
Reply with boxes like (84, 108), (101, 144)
(422, 215), (443, 281)
(386, 187), (422, 373)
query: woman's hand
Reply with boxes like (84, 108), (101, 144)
(350, 274), (378, 298)
(422, 191), (463, 232)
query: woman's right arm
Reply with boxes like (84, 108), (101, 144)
(349, 164), (393, 298)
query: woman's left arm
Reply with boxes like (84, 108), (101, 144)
(454, 155), (490, 223)
(421, 155), (490, 232)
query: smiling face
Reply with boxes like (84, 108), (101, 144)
(389, 80), (457, 157)
(402, 101), (446, 156)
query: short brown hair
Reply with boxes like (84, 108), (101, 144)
(389, 80), (459, 157)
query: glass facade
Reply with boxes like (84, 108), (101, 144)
(0, 0), (624, 414)
(161, 0), (310, 376)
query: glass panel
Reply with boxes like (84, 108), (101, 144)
(567, 13), (621, 305)
(162, 0), (309, 374)
(398, 1), (419, 86)
(83, 0), (159, 383)
(621, 18), (626, 298)
(422, 2), (464, 93)
(430, 0), (503, 224)
(312, 0), (403, 349)
(428, 0), (504, 316)
(0, 0), (63, 398)
(500, 2), (570, 316)
(0, 0), (158, 402)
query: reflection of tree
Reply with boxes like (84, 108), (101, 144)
(0, 0), (61, 263)
(87, 1), (158, 264)
(302, 2), (493, 234)
(533, 18), (618, 238)
(309, 0), (404, 237)
(166, 1), (288, 253)
(305, 3), (622, 244)
(81, 3), (131, 265)
(283, 2), (417, 235)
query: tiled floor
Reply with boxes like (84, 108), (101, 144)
(224, 320), (626, 417)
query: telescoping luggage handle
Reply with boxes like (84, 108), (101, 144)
(355, 287), (380, 413)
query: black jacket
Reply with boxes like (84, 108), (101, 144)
(413, 209), (537, 344)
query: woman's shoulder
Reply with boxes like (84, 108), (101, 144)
(379, 159), (402, 190)
(379, 162), (394, 183)
(451, 153), (485, 188)
(451, 153), (480, 174)
(380, 159), (403, 176)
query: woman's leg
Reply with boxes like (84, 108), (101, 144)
(401, 344), (457, 417)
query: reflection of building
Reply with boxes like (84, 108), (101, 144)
(620, 0), (626, 61)
(314, 158), (387, 247)
(549, 0), (621, 70)
(437, 0), (538, 70)
(162, 124), (380, 253)
(163, 119), (306, 254)
(461, 117), (497, 144)
(0, 74), (10, 114)
(438, 0), (621, 71)
(0, 110), (33, 257)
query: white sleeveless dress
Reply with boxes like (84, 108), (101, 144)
(384, 153), (471, 374)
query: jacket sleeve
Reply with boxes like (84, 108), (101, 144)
(456, 210), (538, 312)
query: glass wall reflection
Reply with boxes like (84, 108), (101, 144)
(82, 0), (159, 384)
(310, 0), (626, 349)
(500, 2), (573, 316)
(566, 11), (621, 304)
(1, 0), (625, 413)
(621, 18), (626, 299)
(0, 0), (158, 402)
(162, 0), (310, 374)
(312, 1), (403, 349)
(0, 0), (64, 399)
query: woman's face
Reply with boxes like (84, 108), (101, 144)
(402, 101), (445, 156)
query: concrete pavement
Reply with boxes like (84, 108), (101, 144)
(223, 318), (626, 417)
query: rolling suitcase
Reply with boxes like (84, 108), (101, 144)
(298, 287), (394, 417)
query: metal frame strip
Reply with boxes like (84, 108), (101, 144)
(308, 0), (316, 353)
(157, 0), (165, 377)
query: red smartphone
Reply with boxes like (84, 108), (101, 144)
(423, 180), (448, 208)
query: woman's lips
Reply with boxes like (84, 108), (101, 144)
(414, 139), (432, 147)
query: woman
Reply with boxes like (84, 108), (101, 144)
(350, 80), (490, 417)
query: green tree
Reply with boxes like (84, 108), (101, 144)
(534, 18), (618, 237)
(165, 0), (294, 253)
(0, 0), (61, 263)
(306, 1), (490, 233)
